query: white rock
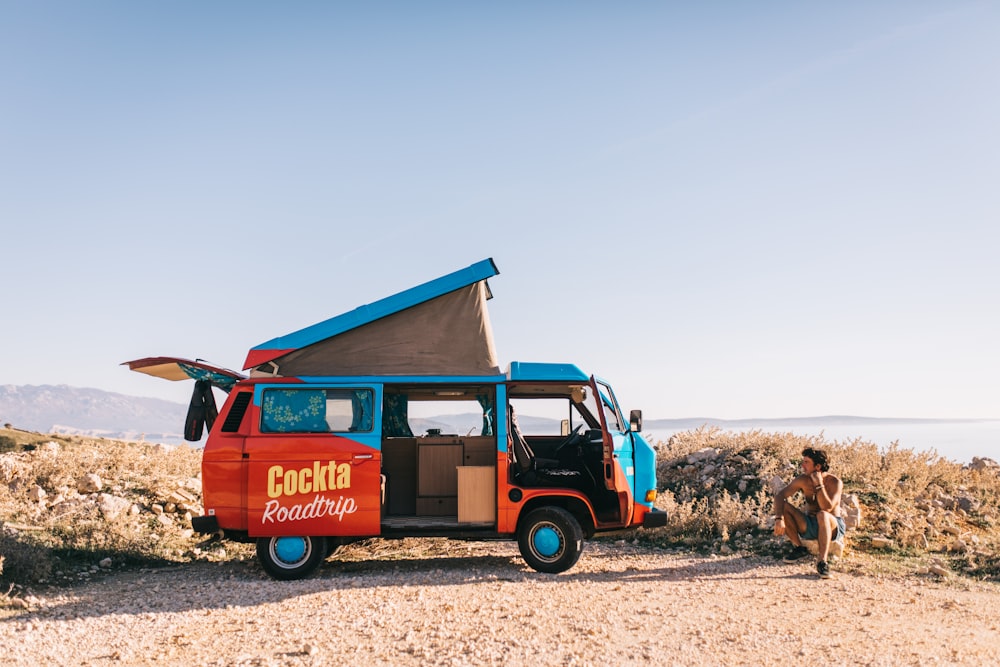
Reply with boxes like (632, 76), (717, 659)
(97, 493), (132, 520)
(0, 454), (24, 484)
(28, 485), (47, 502)
(99, 558), (113, 569)
(77, 473), (102, 493)
(687, 447), (719, 464)
(769, 475), (785, 494)
(969, 457), (998, 471)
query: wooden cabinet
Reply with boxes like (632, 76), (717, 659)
(384, 436), (498, 518)
(417, 442), (463, 496)
(458, 466), (495, 523)
(462, 438), (496, 466)
(416, 497), (458, 516)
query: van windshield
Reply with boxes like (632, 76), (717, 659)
(508, 384), (600, 436)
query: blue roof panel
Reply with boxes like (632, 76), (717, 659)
(507, 362), (589, 382)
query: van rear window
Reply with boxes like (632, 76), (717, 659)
(260, 388), (374, 433)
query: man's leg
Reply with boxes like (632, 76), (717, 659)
(783, 505), (807, 547)
(816, 511), (836, 562)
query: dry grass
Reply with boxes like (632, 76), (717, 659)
(2, 424), (999, 599)
(642, 426), (1000, 581)
(1, 428), (207, 590)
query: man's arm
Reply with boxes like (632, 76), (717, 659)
(773, 475), (808, 517)
(813, 473), (843, 513)
(772, 475), (807, 536)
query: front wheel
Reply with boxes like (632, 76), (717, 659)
(517, 506), (584, 574)
(256, 535), (327, 580)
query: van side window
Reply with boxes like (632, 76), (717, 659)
(261, 388), (374, 433)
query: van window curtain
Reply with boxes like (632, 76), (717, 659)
(261, 389), (328, 433)
(350, 390), (374, 432)
(382, 394), (413, 437)
(476, 394), (495, 436)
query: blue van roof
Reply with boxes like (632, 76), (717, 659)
(507, 362), (589, 382)
(244, 258), (499, 370)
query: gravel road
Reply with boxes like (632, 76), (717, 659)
(4, 540), (999, 666)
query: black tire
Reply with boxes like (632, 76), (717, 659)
(517, 506), (584, 574)
(256, 535), (327, 581)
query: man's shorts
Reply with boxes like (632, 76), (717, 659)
(801, 514), (846, 542)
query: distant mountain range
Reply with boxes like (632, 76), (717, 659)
(1, 384), (190, 444)
(1, 384), (991, 446)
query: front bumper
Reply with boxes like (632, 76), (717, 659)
(191, 515), (220, 534)
(642, 508), (668, 529)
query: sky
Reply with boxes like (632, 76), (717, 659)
(2, 1), (998, 421)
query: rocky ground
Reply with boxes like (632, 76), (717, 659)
(3, 539), (999, 667)
(3, 428), (1000, 665)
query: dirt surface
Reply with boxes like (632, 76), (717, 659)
(3, 540), (999, 666)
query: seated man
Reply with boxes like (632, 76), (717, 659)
(773, 447), (846, 579)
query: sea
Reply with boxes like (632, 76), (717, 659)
(644, 419), (1000, 465)
(150, 417), (999, 465)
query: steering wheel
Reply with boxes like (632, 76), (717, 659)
(554, 423), (585, 455)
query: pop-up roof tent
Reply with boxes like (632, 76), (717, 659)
(243, 258), (501, 378)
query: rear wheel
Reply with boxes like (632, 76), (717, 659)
(256, 535), (327, 580)
(517, 506), (584, 574)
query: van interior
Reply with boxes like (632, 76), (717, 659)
(379, 382), (620, 531)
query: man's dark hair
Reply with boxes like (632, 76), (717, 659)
(802, 447), (830, 472)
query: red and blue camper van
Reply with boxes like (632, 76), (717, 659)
(125, 258), (665, 579)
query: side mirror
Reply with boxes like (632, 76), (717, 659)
(629, 409), (643, 433)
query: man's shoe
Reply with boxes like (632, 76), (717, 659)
(782, 546), (811, 563)
(817, 560), (831, 579)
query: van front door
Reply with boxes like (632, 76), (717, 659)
(244, 383), (383, 538)
(592, 377), (636, 524)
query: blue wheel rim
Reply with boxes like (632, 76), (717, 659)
(532, 525), (562, 558)
(273, 536), (309, 565)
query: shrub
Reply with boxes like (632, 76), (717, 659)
(1, 434), (204, 588)
(642, 427), (1000, 577)
(0, 435), (18, 454)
